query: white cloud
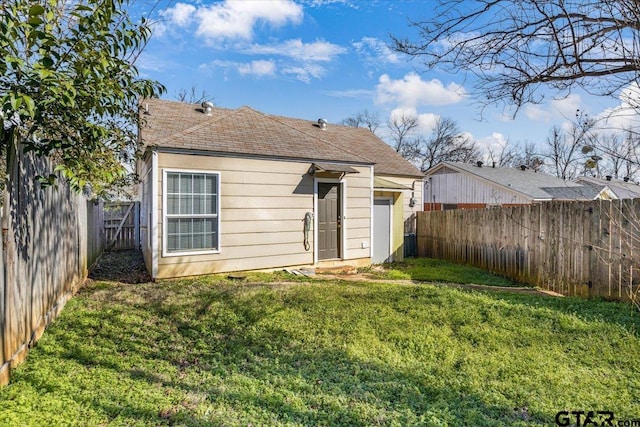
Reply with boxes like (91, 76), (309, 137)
(195, 0), (303, 41)
(305, 0), (358, 7)
(238, 60), (277, 77)
(477, 132), (509, 159)
(137, 52), (169, 72)
(352, 37), (400, 64)
(388, 107), (440, 134)
(523, 94), (582, 122)
(376, 73), (466, 107)
(322, 89), (374, 98)
(160, 3), (196, 27)
(596, 83), (640, 133)
(158, 1), (303, 42)
(200, 59), (276, 78)
(245, 39), (346, 61)
(282, 63), (326, 83)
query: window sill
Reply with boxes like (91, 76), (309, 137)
(162, 249), (221, 257)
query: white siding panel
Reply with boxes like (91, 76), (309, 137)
(428, 172), (530, 205)
(155, 153), (372, 277)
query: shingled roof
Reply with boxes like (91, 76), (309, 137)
(576, 176), (640, 199)
(139, 98), (423, 178)
(433, 161), (601, 201)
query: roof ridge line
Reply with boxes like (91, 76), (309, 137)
(263, 113), (373, 164)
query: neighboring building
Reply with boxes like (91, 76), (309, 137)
(575, 175), (640, 200)
(137, 99), (423, 279)
(423, 161), (611, 211)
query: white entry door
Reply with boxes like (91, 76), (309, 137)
(373, 198), (392, 263)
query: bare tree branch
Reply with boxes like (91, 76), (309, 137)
(341, 110), (381, 135)
(391, 0), (640, 111)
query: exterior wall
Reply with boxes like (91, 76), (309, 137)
(329, 171), (373, 261)
(425, 169), (531, 206)
(377, 175), (423, 234)
(137, 155), (152, 274)
(152, 152), (372, 278)
(372, 176), (423, 262)
(374, 191), (403, 262)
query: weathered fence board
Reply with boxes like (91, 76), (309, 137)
(417, 199), (640, 303)
(104, 202), (139, 250)
(0, 148), (104, 385)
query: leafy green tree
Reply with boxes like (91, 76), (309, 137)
(0, 0), (164, 197)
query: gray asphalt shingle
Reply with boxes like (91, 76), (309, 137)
(140, 99), (424, 178)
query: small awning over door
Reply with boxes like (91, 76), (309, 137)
(374, 177), (412, 191)
(311, 162), (359, 174)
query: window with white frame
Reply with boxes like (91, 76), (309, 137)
(164, 170), (219, 254)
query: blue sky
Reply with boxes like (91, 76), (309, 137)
(136, 0), (635, 158)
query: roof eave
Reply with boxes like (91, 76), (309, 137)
(152, 146), (375, 166)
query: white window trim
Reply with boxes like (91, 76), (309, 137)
(162, 168), (221, 257)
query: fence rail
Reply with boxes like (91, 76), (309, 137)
(417, 199), (640, 303)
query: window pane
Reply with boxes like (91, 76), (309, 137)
(179, 195), (192, 215)
(167, 173), (179, 193)
(213, 175), (219, 195)
(192, 234), (204, 249)
(213, 195), (218, 214)
(192, 218), (204, 233)
(193, 195), (205, 215)
(167, 218), (177, 234)
(167, 195), (179, 215)
(167, 234), (177, 251)
(180, 174), (192, 193)
(193, 174), (205, 193)
(165, 172), (219, 253)
(179, 234), (190, 250)
(179, 218), (191, 234)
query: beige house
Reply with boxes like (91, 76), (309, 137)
(138, 99), (423, 279)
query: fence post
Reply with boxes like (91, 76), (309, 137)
(0, 203), (6, 386)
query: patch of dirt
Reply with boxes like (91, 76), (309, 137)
(87, 249), (151, 284)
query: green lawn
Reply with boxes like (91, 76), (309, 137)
(358, 257), (519, 286)
(0, 268), (638, 426)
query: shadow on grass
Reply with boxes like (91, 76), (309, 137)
(12, 281), (554, 426)
(475, 286), (639, 333)
(368, 257), (523, 288)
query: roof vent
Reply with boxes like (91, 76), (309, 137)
(201, 101), (213, 115)
(318, 118), (327, 130)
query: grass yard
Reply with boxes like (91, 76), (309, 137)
(356, 258), (518, 286)
(0, 258), (639, 426)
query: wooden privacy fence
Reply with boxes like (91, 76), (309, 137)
(417, 199), (640, 303)
(0, 148), (105, 385)
(104, 202), (139, 250)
